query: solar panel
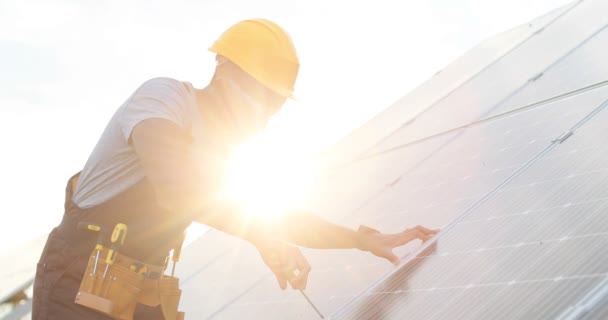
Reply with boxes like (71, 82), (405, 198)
(332, 94), (608, 319)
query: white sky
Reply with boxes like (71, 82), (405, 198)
(0, 0), (571, 255)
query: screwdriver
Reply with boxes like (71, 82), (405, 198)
(77, 222), (105, 274)
(299, 290), (324, 319)
(102, 223), (128, 279)
(269, 250), (325, 319)
(288, 268), (324, 319)
(171, 230), (187, 277)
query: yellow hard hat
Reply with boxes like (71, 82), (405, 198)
(210, 19), (299, 98)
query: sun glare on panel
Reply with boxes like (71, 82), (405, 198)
(221, 134), (318, 220)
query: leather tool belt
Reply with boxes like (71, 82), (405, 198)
(75, 248), (185, 320)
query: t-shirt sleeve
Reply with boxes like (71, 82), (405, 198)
(118, 77), (192, 142)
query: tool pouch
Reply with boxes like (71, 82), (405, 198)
(75, 249), (144, 320)
(136, 276), (184, 320)
(159, 276), (183, 320)
(137, 278), (161, 307)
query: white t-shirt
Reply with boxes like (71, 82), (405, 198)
(72, 77), (204, 208)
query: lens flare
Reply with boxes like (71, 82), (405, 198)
(221, 134), (317, 220)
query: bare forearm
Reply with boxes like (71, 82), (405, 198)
(195, 209), (363, 250)
(279, 212), (363, 250)
(194, 208), (283, 248)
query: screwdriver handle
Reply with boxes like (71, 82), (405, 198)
(170, 230), (187, 277)
(110, 223), (128, 246)
(173, 230), (187, 263)
(77, 222), (105, 251)
(105, 223), (128, 266)
(78, 222), (102, 233)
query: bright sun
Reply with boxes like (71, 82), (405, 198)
(221, 132), (318, 220)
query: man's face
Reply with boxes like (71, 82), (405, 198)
(224, 75), (287, 140)
(211, 57), (289, 146)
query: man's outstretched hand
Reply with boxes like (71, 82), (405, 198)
(357, 225), (440, 266)
(254, 223), (439, 291)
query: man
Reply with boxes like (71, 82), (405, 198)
(33, 19), (439, 319)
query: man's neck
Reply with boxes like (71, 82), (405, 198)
(195, 83), (234, 156)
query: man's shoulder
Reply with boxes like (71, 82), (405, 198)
(142, 76), (183, 87)
(135, 77), (190, 99)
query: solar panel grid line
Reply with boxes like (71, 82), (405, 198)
(474, 161), (602, 201)
(440, 230), (608, 269)
(358, 0), (582, 159)
(487, 148), (608, 191)
(518, 237), (607, 281)
(464, 281), (554, 319)
(489, 278), (599, 319)
(482, 179), (608, 241)
(430, 287), (497, 320)
(454, 193), (608, 225)
(363, 78), (608, 160)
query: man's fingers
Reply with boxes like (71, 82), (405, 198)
(258, 244), (313, 291)
(292, 258), (312, 290)
(404, 226), (440, 236)
(274, 273), (288, 290)
(414, 225), (441, 236)
(379, 249), (400, 266)
(399, 229), (427, 244)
